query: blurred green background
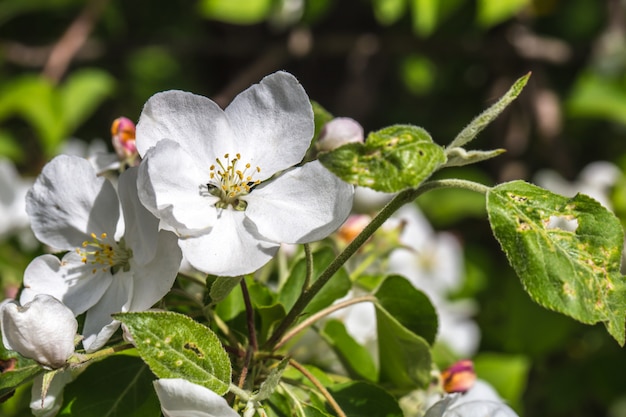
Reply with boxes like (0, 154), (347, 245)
(2, 0), (626, 416)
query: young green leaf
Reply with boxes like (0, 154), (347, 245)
(58, 355), (159, 417)
(447, 72), (530, 149)
(375, 305), (432, 389)
(114, 311), (231, 394)
(375, 275), (438, 345)
(487, 180), (626, 345)
(254, 357), (289, 401)
(328, 381), (403, 417)
(319, 124), (446, 192)
(442, 147), (506, 168)
(320, 319), (378, 382)
(0, 363), (42, 400)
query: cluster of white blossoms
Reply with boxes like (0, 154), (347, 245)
(0, 71), (357, 416)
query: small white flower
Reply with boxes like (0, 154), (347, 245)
(22, 155), (182, 352)
(534, 161), (621, 210)
(153, 378), (239, 417)
(388, 204), (480, 356)
(136, 71), (354, 276)
(1, 294), (77, 368)
(0, 157), (32, 240)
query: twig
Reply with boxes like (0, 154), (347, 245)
(42, 0), (109, 83)
(288, 358), (347, 417)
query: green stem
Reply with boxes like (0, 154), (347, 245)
(274, 295), (376, 350)
(303, 243), (314, 290)
(264, 178), (489, 350)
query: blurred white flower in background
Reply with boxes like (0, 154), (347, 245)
(534, 161), (621, 209)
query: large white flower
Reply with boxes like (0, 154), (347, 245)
(153, 378), (239, 417)
(136, 71), (354, 276)
(21, 155), (182, 352)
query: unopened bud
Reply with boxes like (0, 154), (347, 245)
(441, 359), (476, 393)
(317, 117), (364, 152)
(1, 295), (77, 369)
(111, 117), (139, 166)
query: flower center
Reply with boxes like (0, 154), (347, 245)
(75, 233), (133, 274)
(200, 153), (261, 210)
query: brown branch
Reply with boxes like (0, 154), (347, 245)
(42, 0), (109, 83)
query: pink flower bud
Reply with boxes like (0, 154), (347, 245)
(111, 117), (139, 166)
(317, 117), (364, 152)
(441, 359), (477, 393)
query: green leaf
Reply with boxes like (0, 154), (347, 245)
(320, 319), (378, 382)
(329, 381), (403, 417)
(372, 0), (407, 25)
(486, 180), (626, 345)
(279, 246), (351, 316)
(210, 276), (243, 306)
(114, 311), (231, 394)
(567, 72), (626, 125)
(477, 0), (530, 27)
(59, 355), (160, 417)
(410, 0), (438, 37)
(59, 68), (115, 133)
(448, 72), (530, 149)
(311, 100), (333, 143)
(0, 76), (64, 155)
(442, 147), (506, 168)
(473, 353), (530, 412)
(254, 357), (289, 401)
(375, 275), (438, 345)
(198, 0), (272, 24)
(375, 304), (432, 389)
(0, 364), (42, 399)
(319, 124), (446, 192)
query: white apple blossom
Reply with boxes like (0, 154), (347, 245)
(21, 155), (182, 352)
(0, 157), (32, 240)
(534, 161), (621, 210)
(30, 370), (74, 417)
(135, 71), (354, 276)
(153, 378), (239, 417)
(335, 204), (479, 357)
(423, 380), (519, 417)
(388, 204), (480, 356)
(1, 294), (77, 368)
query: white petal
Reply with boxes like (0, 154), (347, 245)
(1, 294), (77, 368)
(244, 161), (354, 243)
(138, 140), (217, 236)
(136, 90), (235, 161)
(26, 155), (119, 250)
(118, 167), (159, 264)
(81, 273), (133, 352)
(129, 229), (181, 311)
(21, 253), (112, 316)
(225, 71), (314, 179)
(154, 378), (239, 417)
(179, 210), (279, 276)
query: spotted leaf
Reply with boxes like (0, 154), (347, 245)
(114, 311), (231, 394)
(318, 124), (445, 192)
(487, 180), (626, 345)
